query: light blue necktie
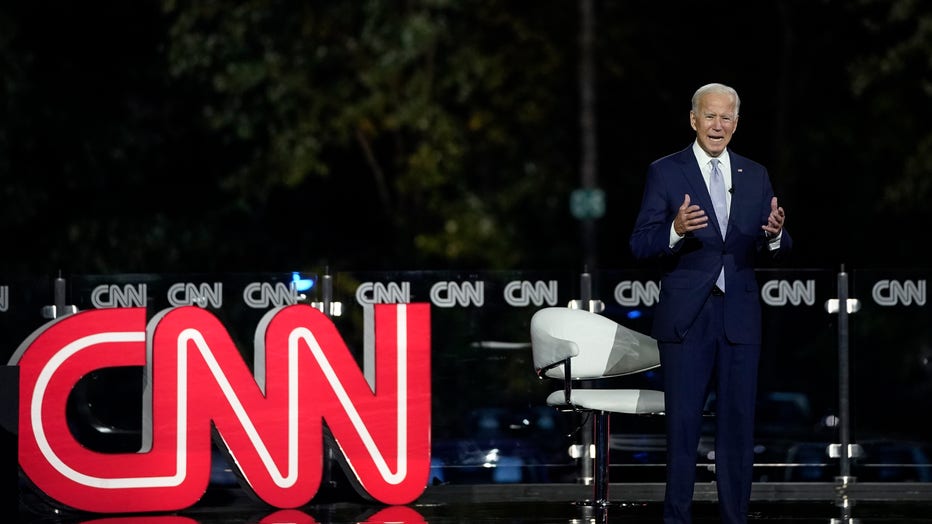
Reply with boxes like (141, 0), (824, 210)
(710, 158), (728, 291)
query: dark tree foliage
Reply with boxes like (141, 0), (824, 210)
(1, 0), (930, 274)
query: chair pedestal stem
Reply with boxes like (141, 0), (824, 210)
(593, 411), (611, 506)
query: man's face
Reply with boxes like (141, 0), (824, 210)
(690, 92), (738, 158)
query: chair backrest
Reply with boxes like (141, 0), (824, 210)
(530, 307), (660, 380)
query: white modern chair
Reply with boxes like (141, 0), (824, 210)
(529, 306), (664, 506)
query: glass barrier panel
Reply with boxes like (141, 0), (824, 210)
(851, 269), (932, 482)
(3, 267), (930, 515)
(330, 269), (579, 485)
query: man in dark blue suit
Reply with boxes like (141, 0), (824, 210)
(630, 83), (791, 524)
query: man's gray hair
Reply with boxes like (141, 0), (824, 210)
(691, 83), (740, 116)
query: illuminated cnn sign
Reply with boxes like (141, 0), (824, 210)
(11, 303), (431, 513)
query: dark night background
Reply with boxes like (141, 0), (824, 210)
(3, 3), (932, 512)
(0, 0), (929, 274)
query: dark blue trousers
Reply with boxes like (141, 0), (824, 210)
(660, 293), (760, 524)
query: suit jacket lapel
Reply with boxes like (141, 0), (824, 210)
(674, 147), (725, 239)
(726, 152), (751, 240)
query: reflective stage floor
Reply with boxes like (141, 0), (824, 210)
(15, 482), (932, 523)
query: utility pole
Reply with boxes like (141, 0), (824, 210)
(571, 0), (603, 272)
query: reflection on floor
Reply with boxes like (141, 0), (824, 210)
(16, 483), (932, 523)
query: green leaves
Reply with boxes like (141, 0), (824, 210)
(156, 0), (576, 270)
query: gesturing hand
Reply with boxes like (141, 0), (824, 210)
(762, 197), (785, 236)
(673, 194), (708, 236)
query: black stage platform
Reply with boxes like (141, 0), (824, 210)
(16, 482), (932, 523)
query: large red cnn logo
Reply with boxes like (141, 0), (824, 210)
(12, 303), (431, 513)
